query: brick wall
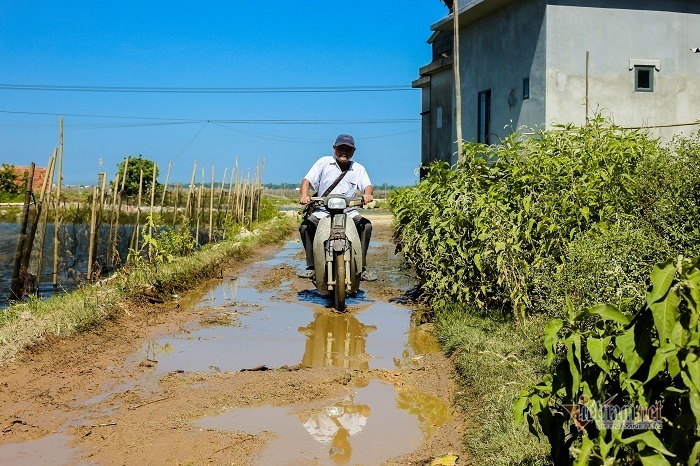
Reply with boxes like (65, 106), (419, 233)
(12, 166), (47, 192)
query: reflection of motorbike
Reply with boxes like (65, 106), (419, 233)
(298, 312), (376, 370)
(309, 195), (364, 312)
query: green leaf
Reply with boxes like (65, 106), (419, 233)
(513, 390), (529, 424)
(647, 259), (677, 305)
(544, 319), (564, 365)
(617, 325), (644, 377)
(620, 431), (675, 457)
(581, 304), (630, 325)
(686, 353), (700, 392)
(566, 333), (582, 396)
(580, 206), (590, 221)
(639, 452), (673, 466)
(650, 288), (680, 345)
(473, 253), (482, 273)
(645, 346), (676, 383)
(586, 336), (611, 374)
(573, 434), (594, 465)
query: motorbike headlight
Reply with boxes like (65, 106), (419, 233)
(327, 198), (347, 209)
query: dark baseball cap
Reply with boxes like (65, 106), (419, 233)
(333, 134), (356, 148)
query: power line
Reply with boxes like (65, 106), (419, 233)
(0, 83), (415, 94)
(0, 110), (419, 125)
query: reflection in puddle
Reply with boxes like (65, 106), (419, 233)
(299, 313), (376, 370)
(195, 380), (450, 465)
(140, 288), (440, 373)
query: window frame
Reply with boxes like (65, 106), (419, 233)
(634, 65), (654, 93)
(477, 89), (491, 144)
(522, 78), (530, 100)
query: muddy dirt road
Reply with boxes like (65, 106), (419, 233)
(0, 213), (466, 465)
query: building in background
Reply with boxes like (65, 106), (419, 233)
(413, 0), (700, 167)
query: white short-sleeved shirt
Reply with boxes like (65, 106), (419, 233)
(304, 156), (372, 219)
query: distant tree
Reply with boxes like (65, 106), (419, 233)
(0, 163), (20, 194)
(114, 155), (160, 197)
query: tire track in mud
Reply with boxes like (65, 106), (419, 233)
(0, 212), (468, 465)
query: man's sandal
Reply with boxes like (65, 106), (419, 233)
(297, 269), (315, 279)
(361, 270), (377, 282)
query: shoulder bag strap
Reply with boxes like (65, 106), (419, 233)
(320, 167), (350, 197)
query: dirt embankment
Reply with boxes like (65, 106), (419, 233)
(0, 213), (468, 465)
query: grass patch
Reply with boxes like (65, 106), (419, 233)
(0, 215), (295, 366)
(434, 303), (551, 465)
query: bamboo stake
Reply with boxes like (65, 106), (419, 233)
(132, 169), (144, 255)
(106, 173), (120, 267)
(53, 118), (64, 289)
(216, 167), (227, 230)
(112, 157), (129, 268)
(24, 155), (54, 282)
(185, 161), (197, 225)
(34, 149), (57, 293)
(10, 163), (35, 299)
(195, 183), (203, 245)
(91, 172), (107, 272)
(87, 185), (98, 281)
(149, 162), (156, 259)
(209, 166), (214, 243)
(172, 184), (180, 226)
(225, 165), (236, 223)
(161, 160), (172, 206)
(248, 165), (256, 225)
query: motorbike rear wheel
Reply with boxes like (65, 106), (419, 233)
(333, 251), (346, 312)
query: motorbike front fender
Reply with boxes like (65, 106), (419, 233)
(313, 215), (362, 295)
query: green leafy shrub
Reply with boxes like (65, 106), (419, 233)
(630, 133), (700, 256)
(516, 256), (700, 465)
(535, 221), (672, 316)
(256, 197), (282, 223)
(391, 118), (676, 318)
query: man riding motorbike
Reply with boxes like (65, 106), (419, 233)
(298, 134), (376, 282)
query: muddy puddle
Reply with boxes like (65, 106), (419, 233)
(136, 240), (439, 373)
(196, 380), (451, 465)
(0, 235), (451, 464)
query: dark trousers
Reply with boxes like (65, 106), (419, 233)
(299, 214), (372, 269)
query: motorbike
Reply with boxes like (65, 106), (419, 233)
(308, 194), (364, 312)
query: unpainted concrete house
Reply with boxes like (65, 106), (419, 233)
(413, 0), (700, 167)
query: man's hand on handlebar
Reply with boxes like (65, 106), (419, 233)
(300, 195), (311, 205)
(362, 193), (374, 205)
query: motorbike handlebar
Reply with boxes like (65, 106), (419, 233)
(309, 195), (364, 207)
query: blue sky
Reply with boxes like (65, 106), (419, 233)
(0, 1), (449, 187)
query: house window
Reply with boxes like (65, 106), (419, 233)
(523, 78), (530, 100)
(436, 106), (443, 129)
(635, 66), (654, 92)
(478, 90), (491, 144)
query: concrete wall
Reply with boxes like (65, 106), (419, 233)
(545, 1), (700, 138)
(457, 0), (547, 143)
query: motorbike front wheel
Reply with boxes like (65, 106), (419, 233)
(333, 251), (346, 312)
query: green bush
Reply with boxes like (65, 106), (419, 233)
(0, 163), (20, 194)
(535, 221), (672, 316)
(391, 118), (675, 318)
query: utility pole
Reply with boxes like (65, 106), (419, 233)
(453, 0), (463, 163)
